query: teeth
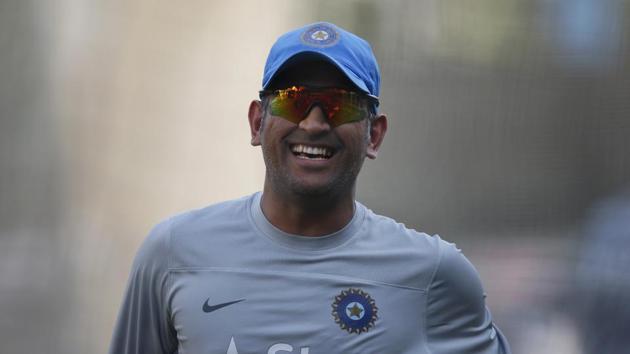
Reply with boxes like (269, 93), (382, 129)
(291, 144), (333, 158)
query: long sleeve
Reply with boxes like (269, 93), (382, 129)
(109, 219), (178, 354)
(425, 240), (510, 354)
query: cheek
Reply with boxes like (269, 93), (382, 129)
(337, 125), (369, 151)
(260, 119), (293, 154)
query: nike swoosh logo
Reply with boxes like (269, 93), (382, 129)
(202, 298), (245, 313)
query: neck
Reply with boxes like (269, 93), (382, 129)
(260, 181), (356, 237)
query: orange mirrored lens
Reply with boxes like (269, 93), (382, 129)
(268, 86), (369, 127)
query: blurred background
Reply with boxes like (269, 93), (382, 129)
(1, 0), (629, 353)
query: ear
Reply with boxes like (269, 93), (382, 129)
(248, 100), (264, 146)
(366, 114), (387, 159)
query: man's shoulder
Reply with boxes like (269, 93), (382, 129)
(355, 204), (457, 290)
(360, 203), (444, 250)
(136, 193), (258, 267)
(158, 193), (255, 232)
(142, 193), (255, 249)
(362, 207), (489, 300)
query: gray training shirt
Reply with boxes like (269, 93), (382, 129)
(109, 192), (510, 354)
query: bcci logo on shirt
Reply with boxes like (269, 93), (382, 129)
(331, 288), (378, 334)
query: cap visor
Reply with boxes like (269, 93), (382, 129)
(263, 51), (370, 94)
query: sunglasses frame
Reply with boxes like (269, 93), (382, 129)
(259, 86), (379, 127)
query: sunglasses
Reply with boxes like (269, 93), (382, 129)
(259, 86), (378, 127)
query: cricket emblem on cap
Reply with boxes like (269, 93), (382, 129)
(331, 288), (378, 334)
(301, 23), (340, 47)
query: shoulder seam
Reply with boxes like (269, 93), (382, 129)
(165, 216), (175, 332)
(425, 236), (444, 293)
(168, 266), (427, 292)
(167, 215), (174, 274)
(422, 235), (444, 354)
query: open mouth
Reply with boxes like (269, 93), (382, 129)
(290, 144), (335, 160)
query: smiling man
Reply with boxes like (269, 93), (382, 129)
(109, 22), (511, 354)
(250, 56), (384, 237)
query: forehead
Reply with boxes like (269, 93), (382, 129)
(268, 58), (356, 90)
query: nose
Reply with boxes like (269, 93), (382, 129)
(298, 105), (331, 134)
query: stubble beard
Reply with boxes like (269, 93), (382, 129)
(258, 115), (371, 201)
(261, 145), (365, 200)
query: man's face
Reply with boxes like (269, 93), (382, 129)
(249, 60), (386, 198)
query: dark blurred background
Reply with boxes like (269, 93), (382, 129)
(1, 1), (629, 353)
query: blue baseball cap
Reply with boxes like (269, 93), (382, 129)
(262, 22), (381, 100)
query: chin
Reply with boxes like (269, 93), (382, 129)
(266, 165), (358, 199)
(288, 174), (357, 198)
(288, 181), (336, 197)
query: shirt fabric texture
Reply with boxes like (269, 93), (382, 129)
(109, 192), (510, 354)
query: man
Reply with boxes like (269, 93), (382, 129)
(110, 22), (510, 354)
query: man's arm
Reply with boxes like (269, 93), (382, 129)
(109, 219), (177, 354)
(425, 240), (511, 354)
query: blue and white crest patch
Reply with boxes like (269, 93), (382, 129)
(301, 23), (340, 47)
(331, 288), (378, 334)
